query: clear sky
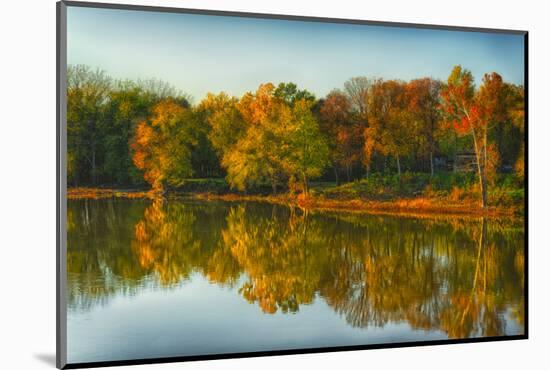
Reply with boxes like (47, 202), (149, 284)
(67, 6), (525, 103)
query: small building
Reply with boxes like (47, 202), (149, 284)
(434, 155), (453, 171)
(453, 151), (477, 173)
(434, 152), (479, 173)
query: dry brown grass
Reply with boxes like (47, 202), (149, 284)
(68, 187), (150, 200)
(195, 192), (518, 219)
(68, 187), (520, 219)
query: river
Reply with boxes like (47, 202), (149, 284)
(66, 198), (525, 363)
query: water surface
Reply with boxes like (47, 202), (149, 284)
(67, 198), (524, 363)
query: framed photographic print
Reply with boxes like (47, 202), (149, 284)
(57, 1), (528, 368)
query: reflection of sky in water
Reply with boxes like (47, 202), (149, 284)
(66, 198), (525, 364)
(69, 273), (451, 363)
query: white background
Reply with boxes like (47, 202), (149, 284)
(0, 0), (547, 369)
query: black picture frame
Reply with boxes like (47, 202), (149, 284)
(56, 1), (529, 368)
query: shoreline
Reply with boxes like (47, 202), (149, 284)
(193, 193), (520, 220)
(67, 187), (523, 220)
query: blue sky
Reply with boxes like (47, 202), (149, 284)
(67, 6), (525, 103)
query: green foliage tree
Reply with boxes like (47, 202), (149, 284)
(274, 82), (316, 106)
(67, 64), (112, 185)
(285, 100), (329, 194)
(67, 65), (190, 187)
(102, 81), (153, 185)
(197, 92), (247, 160)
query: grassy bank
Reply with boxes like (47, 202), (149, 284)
(310, 172), (524, 215)
(68, 173), (524, 217)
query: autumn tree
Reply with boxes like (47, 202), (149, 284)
(440, 66), (485, 205)
(319, 90), (351, 184)
(131, 99), (197, 193)
(319, 90), (363, 182)
(197, 90), (278, 192)
(364, 79), (410, 177)
(362, 78), (385, 176)
(221, 83), (291, 192)
(379, 80), (410, 176)
(195, 92), (246, 177)
(197, 92), (246, 157)
(512, 85), (525, 179)
(341, 77), (373, 179)
(441, 66), (512, 208)
(405, 78), (442, 176)
(218, 83), (326, 194)
(222, 124), (285, 193)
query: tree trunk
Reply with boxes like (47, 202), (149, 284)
(481, 172), (488, 209)
(91, 144), (97, 185)
(302, 173), (309, 195)
(396, 155), (401, 177)
(453, 132), (458, 172)
(471, 128), (487, 209)
(346, 164), (351, 183)
(333, 165), (339, 186)
(269, 172), (277, 194)
(429, 118), (435, 177)
(430, 151), (434, 177)
(482, 131), (488, 208)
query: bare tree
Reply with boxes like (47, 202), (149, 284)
(344, 76), (372, 118)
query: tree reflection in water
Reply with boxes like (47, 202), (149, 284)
(67, 198), (524, 338)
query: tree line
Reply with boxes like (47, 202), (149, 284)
(67, 64), (524, 207)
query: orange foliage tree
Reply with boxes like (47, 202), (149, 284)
(131, 99), (197, 193)
(319, 90), (363, 183)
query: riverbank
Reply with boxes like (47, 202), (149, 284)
(193, 192), (519, 218)
(67, 187), (150, 200)
(69, 173), (524, 217)
(68, 186), (523, 219)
